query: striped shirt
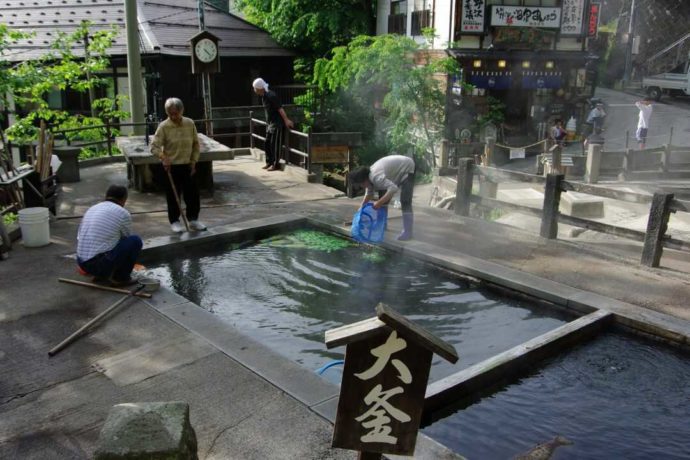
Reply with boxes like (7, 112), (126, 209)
(150, 117), (201, 165)
(77, 201), (132, 262)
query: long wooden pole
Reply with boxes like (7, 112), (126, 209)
(48, 285), (145, 356)
(166, 168), (190, 232)
(58, 278), (152, 298)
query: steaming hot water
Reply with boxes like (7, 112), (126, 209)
(146, 230), (569, 382)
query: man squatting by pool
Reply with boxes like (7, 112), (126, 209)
(348, 154), (416, 241)
(77, 185), (143, 286)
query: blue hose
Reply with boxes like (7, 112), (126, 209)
(316, 359), (344, 375)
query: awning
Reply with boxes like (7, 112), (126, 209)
(447, 49), (598, 63)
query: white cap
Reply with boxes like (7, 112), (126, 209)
(252, 78), (269, 90)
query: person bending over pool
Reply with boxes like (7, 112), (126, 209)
(77, 185), (142, 286)
(348, 154), (416, 241)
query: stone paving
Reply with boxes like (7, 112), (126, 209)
(1, 148), (689, 458)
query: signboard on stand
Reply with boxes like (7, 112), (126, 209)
(326, 304), (458, 457)
(560, 0), (586, 36)
(491, 6), (561, 28)
(588, 3), (601, 38)
(460, 0), (486, 33)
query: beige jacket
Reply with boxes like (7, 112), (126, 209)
(150, 117), (200, 165)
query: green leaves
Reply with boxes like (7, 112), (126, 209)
(313, 32), (458, 169)
(1, 22), (127, 146)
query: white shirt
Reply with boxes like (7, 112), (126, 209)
(77, 201), (132, 261)
(636, 102), (653, 129)
(366, 155), (415, 195)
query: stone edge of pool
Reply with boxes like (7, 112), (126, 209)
(137, 215), (690, 459)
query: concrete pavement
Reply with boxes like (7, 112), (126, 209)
(1, 153), (689, 459)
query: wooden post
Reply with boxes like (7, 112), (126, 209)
(454, 158), (474, 216)
(624, 129), (629, 150)
(105, 119), (113, 156)
(551, 144), (562, 175)
(585, 142), (602, 183)
(641, 192), (674, 267)
(483, 136), (495, 166)
(662, 144), (671, 174)
(440, 139), (449, 168)
(283, 127), (291, 167)
(306, 127), (312, 171)
(669, 126), (674, 146)
(540, 173), (564, 239)
(249, 111), (254, 149)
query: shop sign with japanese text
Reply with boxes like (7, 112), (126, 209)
(560, 0), (586, 36)
(588, 2), (601, 38)
(332, 330), (432, 455)
(461, 0), (486, 33)
(491, 6), (561, 28)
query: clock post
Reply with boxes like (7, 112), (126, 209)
(190, 31), (220, 136)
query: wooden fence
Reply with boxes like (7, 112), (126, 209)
(448, 158), (690, 268)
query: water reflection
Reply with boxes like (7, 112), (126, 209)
(147, 231), (568, 382)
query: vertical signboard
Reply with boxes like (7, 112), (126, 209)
(460, 0), (486, 33)
(560, 0), (586, 36)
(332, 330), (432, 455)
(588, 2), (601, 38)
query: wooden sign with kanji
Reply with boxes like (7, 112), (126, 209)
(325, 303), (458, 457)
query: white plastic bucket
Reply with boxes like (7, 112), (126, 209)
(18, 207), (50, 247)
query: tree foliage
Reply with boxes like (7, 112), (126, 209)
(235, 0), (375, 77)
(0, 21), (127, 146)
(313, 31), (458, 169)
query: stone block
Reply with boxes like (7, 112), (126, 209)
(95, 401), (198, 460)
(560, 191), (604, 218)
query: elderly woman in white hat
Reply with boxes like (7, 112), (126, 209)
(252, 78), (294, 171)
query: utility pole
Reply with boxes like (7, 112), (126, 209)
(622, 0), (636, 87)
(198, 0), (213, 135)
(124, 0), (146, 135)
(82, 25), (96, 118)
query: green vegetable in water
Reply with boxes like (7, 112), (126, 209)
(362, 248), (386, 263)
(260, 230), (353, 252)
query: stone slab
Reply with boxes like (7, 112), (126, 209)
(560, 191), (604, 218)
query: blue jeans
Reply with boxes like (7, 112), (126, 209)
(78, 235), (143, 282)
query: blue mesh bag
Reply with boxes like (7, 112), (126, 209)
(351, 203), (388, 243)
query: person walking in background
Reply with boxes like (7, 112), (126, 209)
(348, 155), (416, 241)
(77, 185), (142, 286)
(635, 97), (653, 149)
(550, 119), (567, 147)
(150, 97), (206, 233)
(252, 78), (294, 171)
(586, 101), (606, 134)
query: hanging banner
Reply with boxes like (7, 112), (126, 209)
(521, 72), (563, 89)
(491, 6), (561, 28)
(469, 71), (512, 90)
(460, 0), (486, 33)
(588, 2), (601, 38)
(560, 0), (586, 36)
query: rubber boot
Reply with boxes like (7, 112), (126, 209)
(397, 212), (414, 241)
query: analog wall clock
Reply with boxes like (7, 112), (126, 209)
(194, 38), (217, 63)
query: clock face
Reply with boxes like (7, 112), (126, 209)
(194, 38), (217, 63)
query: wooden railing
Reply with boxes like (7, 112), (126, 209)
(447, 158), (690, 268)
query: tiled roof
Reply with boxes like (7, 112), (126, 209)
(0, 0), (292, 62)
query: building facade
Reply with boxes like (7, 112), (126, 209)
(377, 0), (600, 147)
